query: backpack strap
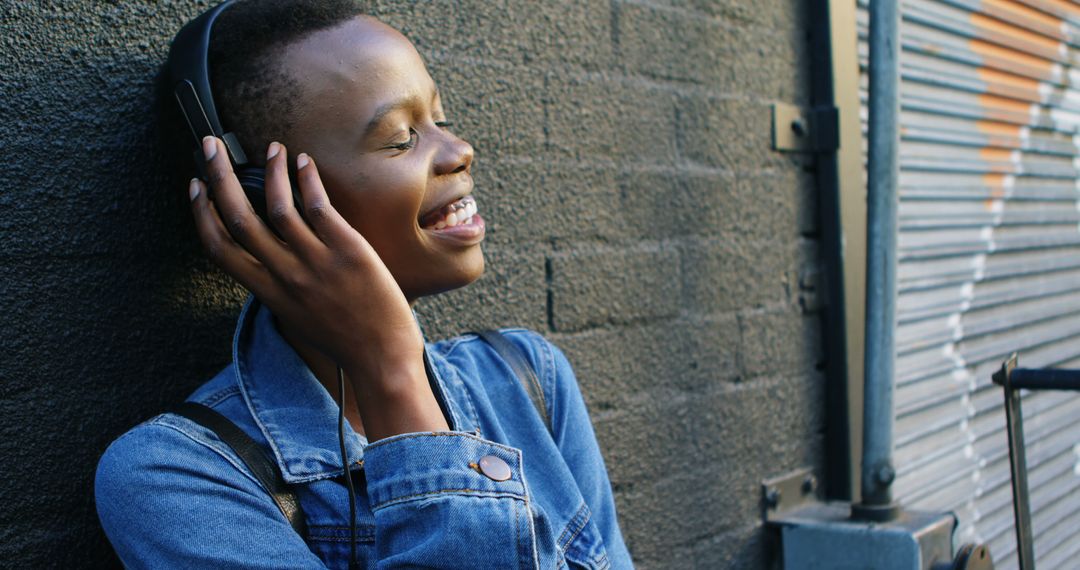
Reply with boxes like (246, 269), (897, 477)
(473, 330), (552, 434)
(170, 402), (307, 537)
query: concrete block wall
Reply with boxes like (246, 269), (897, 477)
(2, 1), (824, 567)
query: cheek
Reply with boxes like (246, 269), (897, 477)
(322, 160), (428, 237)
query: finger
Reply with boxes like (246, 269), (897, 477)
(201, 136), (292, 268)
(295, 153), (365, 250)
(189, 177), (282, 303)
(263, 142), (322, 256)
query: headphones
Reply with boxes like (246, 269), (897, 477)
(167, 0), (290, 217)
(168, 8), (359, 565)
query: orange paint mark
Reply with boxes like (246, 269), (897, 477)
(977, 94), (1035, 114)
(978, 68), (1039, 90)
(976, 120), (1022, 136)
(1039, 0), (1080, 19)
(977, 68), (1042, 101)
(980, 148), (1016, 162)
(983, 0), (1063, 30)
(971, 13), (1062, 54)
(982, 173), (1007, 190)
(970, 39), (1054, 76)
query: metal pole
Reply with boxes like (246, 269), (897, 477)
(854, 0), (901, 521)
(995, 356), (1036, 570)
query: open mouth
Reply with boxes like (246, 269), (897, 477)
(419, 195), (479, 230)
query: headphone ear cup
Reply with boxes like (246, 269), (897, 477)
(235, 166), (266, 201)
(234, 166), (304, 237)
(234, 166), (270, 221)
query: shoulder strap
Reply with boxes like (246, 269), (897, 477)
(473, 330), (552, 434)
(170, 402), (307, 537)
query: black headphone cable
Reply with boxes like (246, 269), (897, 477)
(337, 365), (360, 570)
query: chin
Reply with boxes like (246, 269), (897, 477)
(403, 248), (485, 302)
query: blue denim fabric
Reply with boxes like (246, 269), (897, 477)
(95, 298), (633, 569)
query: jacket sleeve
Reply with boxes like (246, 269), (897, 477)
(540, 337), (634, 569)
(95, 421), (327, 569)
(362, 431), (543, 568)
(361, 332), (633, 570)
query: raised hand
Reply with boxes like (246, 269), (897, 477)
(189, 136), (448, 439)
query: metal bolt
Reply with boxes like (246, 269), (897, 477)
(876, 464), (896, 486)
(802, 474), (817, 495)
(790, 118), (807, 137)
(765, 488), (782, 508)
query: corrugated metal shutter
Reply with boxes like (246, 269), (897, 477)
(856, 0), (1080, 567)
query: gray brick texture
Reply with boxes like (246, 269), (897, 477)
(3, 0), (821, 568)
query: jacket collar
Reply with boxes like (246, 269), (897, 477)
(229, 297), (460, 484)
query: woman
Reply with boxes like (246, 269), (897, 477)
(94, 1), (632, 568)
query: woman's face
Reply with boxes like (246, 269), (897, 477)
(277, 17), (483, 303)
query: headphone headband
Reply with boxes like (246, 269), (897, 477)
(168, 0), (248, 166)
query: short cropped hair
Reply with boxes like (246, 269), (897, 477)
(157, 0), (365, 166)
(208, 0), (365, 162)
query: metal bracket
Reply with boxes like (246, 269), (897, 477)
(772, 103), (839, 153)
(762, 467), (820, 522)
(763, 468), (992, 569)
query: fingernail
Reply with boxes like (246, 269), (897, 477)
(297, 153), (310, 170)
(189, 178), (201, 202)
(267, 142), (280, 160)
(202, 136), (217, 161)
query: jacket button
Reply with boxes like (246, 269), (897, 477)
(478, 455), (511, 481)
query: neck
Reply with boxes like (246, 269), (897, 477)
(275, 317), (367, 438)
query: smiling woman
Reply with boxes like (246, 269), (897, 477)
(92, 1), (632, 568)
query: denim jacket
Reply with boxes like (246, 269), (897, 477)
(95, 298), (633, 569)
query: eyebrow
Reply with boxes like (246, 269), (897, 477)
(362, 88), (442, 139)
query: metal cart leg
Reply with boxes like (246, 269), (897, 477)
(994, 355), (1035, 570)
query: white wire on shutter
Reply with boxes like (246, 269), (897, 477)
(855, 0), (1080, 567)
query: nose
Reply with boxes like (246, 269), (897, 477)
(434, 130), (473, 176)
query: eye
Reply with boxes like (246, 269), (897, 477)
(435, 120), (454, 129)
(389, 128), (419, 151)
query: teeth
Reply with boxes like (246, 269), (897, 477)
(423, 195), (479, 229)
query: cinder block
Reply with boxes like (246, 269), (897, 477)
(417, 244), (548, 338)
(594, 374), (825, 489)
(617, 470), (760, 556)
(738, 310), (823, 377)
(675, 95), (793, 172)
(592, 396), (695, 487)
(472, 161), (623, 245)
(680, 236), (793, 314)
(665, 523), (779, 569)
(406, 0), (614, 70)
(544, 73), (680, 165)
(615, 1), (810, 98)
(615, 170), (734, 241)
(616, 169), (809, 244)
(428, 59), (548, 159)
(549, 245), (682, 332)
(554, 315), (740, 407)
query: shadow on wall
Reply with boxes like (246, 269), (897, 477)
(0, 4), (555, 566)
(2, 4), (250, 567)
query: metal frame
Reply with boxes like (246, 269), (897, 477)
(809, 0), (867, 502)
(992, 354), (1080, 570)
